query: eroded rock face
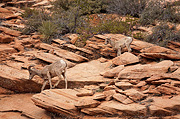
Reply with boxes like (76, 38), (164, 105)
(36, 43), (89, 62)
(0, 4), (180, 118)
(31, 89), (81, 118)
(0, 65), (41, 93)
(30, 88), (180, 118)
(0, 26), (21, 37)
(0, 34), (14, 43)
(118, 60), (174, 80)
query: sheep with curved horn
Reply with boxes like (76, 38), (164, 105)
(28, 59), (67, 92)
(105, 36), (133, 56)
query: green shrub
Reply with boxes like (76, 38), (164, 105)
(107, 0), (148, 17)
(51, 0), (108, 33)
(95, 19), (130, 34)
(139, 0), (180, 25)
(38, 21), (57, 43)
(133, 32), (145, 40)
(146, 23), (180, 47)
(22, 8), (52, 34)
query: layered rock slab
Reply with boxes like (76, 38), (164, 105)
(35, 43), (89, 62)
(31, 89), (81, 118)
(0, 94), (51, 119)
(0, 65), (41, 93)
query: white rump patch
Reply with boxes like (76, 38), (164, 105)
(60, 59), (66, 66)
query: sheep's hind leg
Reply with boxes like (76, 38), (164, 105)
(47, 71), (53, 89)
(52, 74), (63, 89)
(62, 72), (67, 89)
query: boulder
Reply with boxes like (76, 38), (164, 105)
(131, 39), (155, 51)
(0, 13), (18, 19)
(0, 33), (14, 43)
(123, 89), (147, 101)
(134, 81), (146, 88)
(148, 96), (180, 116)
(103, 90), (116, 101)
(98, 57), (108, 63)
(75, 98), (101, 108)
(168, 41), (180, 52)
(118, 60), (174, 80)
(0, 44), (16, 53)
(63, 44), (93, 55)
(155, 85), (177, 95)
(76, 88), (94, 97)
(32, 0), (50, 7)
(140, 46), (177, 54)
(65, 60), (112, 88)
(0, 7), (13, 13)
(118, 64), (151, 80)
(100, 65), (124, 78)
(112, 52), (139, 66)
(113, 93), (133, 104)
(139, 45), (180, 60)
(68, 34), (79, 44)
(13, 38), (24, 52)
(146, 73), (180, 83)
(98, 100), (146, 116)
(115, 82), (133, 90)
(81, 107), (113, 116)
(0, 87), (14, 94)
(0, 26), (21, 37)
(140, 53), (180, 60)
(93, 93), (106, 100)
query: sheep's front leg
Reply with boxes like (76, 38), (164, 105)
(47, 71), (53, 89)
(126, 43), (132, 52)
(41, 80), (48, 92)
(117, 47), (121, 56)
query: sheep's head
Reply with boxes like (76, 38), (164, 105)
(28, 64), (36, 80)
(105, 37), (111, 45)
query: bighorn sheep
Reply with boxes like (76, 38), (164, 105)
(28, 59), (67, 91)
(105, 36), (133, 56)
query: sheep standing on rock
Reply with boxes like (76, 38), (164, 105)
(28, 59), (67, 92)
(105, 36), (133, 56)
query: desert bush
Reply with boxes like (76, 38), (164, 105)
(75, 15), (138, 47)
(21, 8), (52, 35)
(146, 23), (180, 47)
(38, 21), (57, 43)
(139, 0), (180, 25)
(94, 19), (130, 35)
(107, 0), (148, 17)
(133, 32), (145, 40)
(51, 0), (108, 33)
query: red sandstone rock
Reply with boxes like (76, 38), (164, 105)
(0, 33), (14, 43)
(112, 52), (139, 66)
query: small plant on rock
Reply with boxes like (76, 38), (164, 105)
(146, 23), (180, 47)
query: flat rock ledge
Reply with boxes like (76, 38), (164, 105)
(31, 89), (180, 118)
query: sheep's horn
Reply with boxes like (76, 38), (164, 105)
(28, 64), (35, 71)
